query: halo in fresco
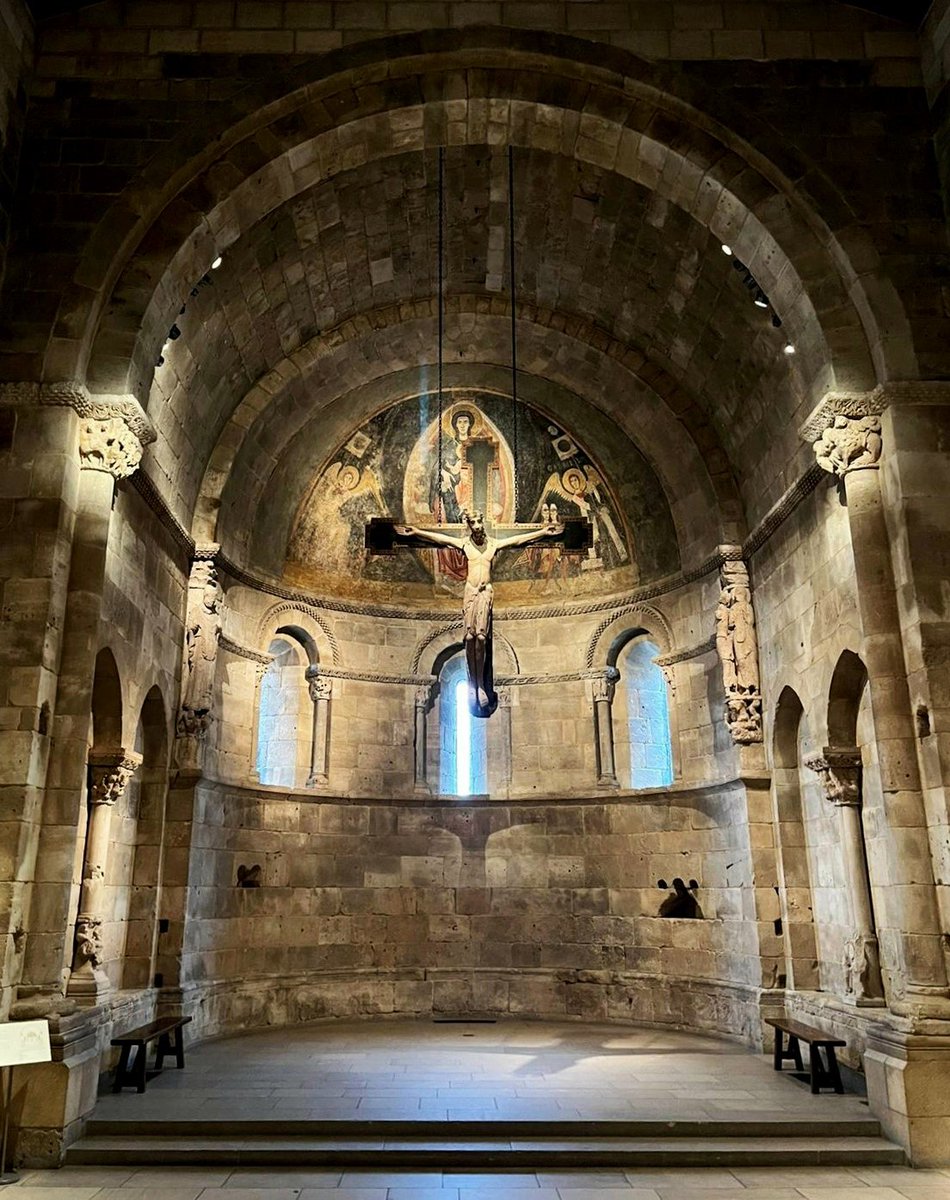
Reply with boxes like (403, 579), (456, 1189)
(287, 389), (635, 601)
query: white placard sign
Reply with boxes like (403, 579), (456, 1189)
(0, 1020), (52, 1067)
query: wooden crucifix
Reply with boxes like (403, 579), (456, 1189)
(366, 510), (591, 718)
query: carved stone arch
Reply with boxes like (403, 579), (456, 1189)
(412, 622), (520, 679)
(586, 605), (674, 670)
(256, 602), (339, 666)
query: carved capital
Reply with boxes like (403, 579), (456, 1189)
(73, 916), (103, 968)
(79, 416), (143, 478)
(805, 748), (862, 806)
(87, 750), (141, 806)
(592, 667), (620, 703)
(309, 673), (333, 703)
(413, 682), (433, 710)
(812, 413), (882, 477)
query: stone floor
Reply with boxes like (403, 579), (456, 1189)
(14, 1019), (950, 1198)
(88, 1018), (870, 1124)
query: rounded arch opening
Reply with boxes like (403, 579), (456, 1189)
(612, 630), (674, 791)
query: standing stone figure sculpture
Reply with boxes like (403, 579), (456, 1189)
(396, 510), (562, 717)
(715, 555), (763, 744)
(178, 560), (221, 740)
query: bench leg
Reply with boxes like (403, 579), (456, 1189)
(809, 1046), (843, 1094)
(155, 1032), (170, 1071)
(825, 1047), (844, 1094)
(135, 1043), (148, 1094)
(772, 1029), (804, 1073)
(112, 1045), (132, 1093)
(172, 1024), (185, 1070)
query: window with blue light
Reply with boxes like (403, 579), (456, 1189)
(256, 637), (303, 787)
(439, 654), (488, 796)
(622, 638), (673, 789)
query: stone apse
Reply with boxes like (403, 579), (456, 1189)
(0, 1), (949, 1170)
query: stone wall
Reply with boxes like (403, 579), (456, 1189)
(0, 0), (31, 295)
(174, 779), (773, 1047)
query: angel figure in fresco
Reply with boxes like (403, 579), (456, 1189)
(395, 509), (563, 717)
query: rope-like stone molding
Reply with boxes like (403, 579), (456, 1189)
(218, 550), (721, 623)
(219, 636), (273, 665)
(496, 668), (610, 686)
(655, 634), (717, 665)
(311, 665), (435, 686)
(256, 600), (340, 666)
(410, 621), (464, 673)
(126, 471), (194, 557)
(585, 603), (675, 668)
(742, 462), (825, 559)
(0, 381), (156, 444)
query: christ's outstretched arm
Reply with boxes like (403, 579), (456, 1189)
(495, 522), (564, 550)
(395, 524), (468, 552)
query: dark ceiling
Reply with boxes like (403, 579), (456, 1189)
(25, 0), (934, 24)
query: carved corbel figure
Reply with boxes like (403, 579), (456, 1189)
(177, 557), (222, 745)
(73, 916), (103, 968)
(812, 414), (882, 477)
(715, 553), (763, 744)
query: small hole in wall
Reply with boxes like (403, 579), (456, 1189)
(774, 917), (783, 935)
(916, 705), (931, 738)
(38, 701), (50, 736)
(778, 973), (787, 988)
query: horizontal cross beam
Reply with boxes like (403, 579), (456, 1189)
(365, 517), (593, 555)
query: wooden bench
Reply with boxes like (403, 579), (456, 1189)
(111, 1015), (192, 1093)
(765, 1016), (846, 1094)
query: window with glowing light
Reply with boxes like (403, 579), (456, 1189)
(256, 636), (305, 787)
(439, 654), (487, 796)
(619, 637), (673, 789)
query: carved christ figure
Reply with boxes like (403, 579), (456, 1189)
(396, 509), (563, 717)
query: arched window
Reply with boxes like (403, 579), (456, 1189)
(439, 654), (487, 796)
(616, 637), (673, 789)
(256, 636), (308, 787)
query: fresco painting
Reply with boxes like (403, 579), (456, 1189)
(287, 390), (637, 601)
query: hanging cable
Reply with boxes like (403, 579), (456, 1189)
(508, 144), (519, 521)
(437, 145), (445, 525)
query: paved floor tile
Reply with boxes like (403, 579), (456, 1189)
(14, 1170), (138, 1189)
(221, 1173), (343, 1188)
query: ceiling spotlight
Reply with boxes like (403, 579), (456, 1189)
(783, 343), (796, 355)
(771, 313), (783, 329)
(211, 256), (222, 270)
(721, 244), (732, 256)
(168, 323), (181, 340)
(754, 292), (769, 308)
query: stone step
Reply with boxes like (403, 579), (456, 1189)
(84, 1117), (885, 1140)
(66, 1134), (905, 1168)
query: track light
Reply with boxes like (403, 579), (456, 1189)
(784, 343), (796, 355)
(721, 244), (732, 256)
(754, 292), (768, 308)
(211, 256), (222, 270)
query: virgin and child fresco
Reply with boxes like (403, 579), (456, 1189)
(286, 390), (638, 603)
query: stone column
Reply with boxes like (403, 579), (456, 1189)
(593, 668), (620, 787)
(496, 686), (513, 795)
(306, 669), (333, 788)
(66, 749), (141, 1004)
(19, 406), (146, 1001)
(413, 682), (434, 795)
(810, 405), (949, 1010)
(248, 660), (270, 783)
(806, 749), (885, 1005)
